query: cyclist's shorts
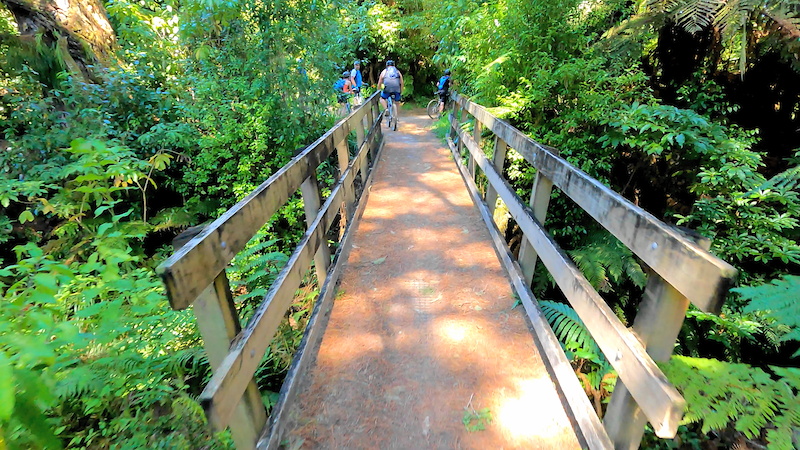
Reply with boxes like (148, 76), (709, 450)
(381, 91), (401, 101)
(438, 90), (449, 102)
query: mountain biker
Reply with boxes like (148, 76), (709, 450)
(437, 69), (452, 114)
(334, 71), (353, 115)
(378, 60), (403, 115)
(334, 71), (353, 103)
(350, 60), (363, 99)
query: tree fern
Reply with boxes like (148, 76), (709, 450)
(737, 274), (800, 356)
(619, 0), (800, 74)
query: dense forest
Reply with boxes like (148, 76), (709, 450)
(1, 0), (799, 448)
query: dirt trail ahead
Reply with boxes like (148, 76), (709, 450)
(283, 109), (582, 449)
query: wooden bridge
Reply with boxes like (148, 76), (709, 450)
(157, 92), (737, 449)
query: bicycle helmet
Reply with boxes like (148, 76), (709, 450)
(341, 71), (350, 78)
(354, 60), (361, 65)
(444, 69), (451, 75)
(386, 60), (395, 66)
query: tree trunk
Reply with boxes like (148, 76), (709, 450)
(2, 0), (117, 82)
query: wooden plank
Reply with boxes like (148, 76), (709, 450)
(199, 144), (371, 431)
(446, 135), (613, 450)
(452, 95), (736, 313)
(455, 126), (686, 437)
(300, 173), (331, 285)
(517, 171), (554, 285)
(157, 120), (351, 310)
(335, 137), (354, 236)
(485, 136), (507, 217)
(469, 119), (480, 179)
(257, 138), (387, 450)
(171, 234), (265, 450)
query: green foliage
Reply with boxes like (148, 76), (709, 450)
(738, 274), (800, 357)
(462, 407), (492, 432)
(640, 0), (800, 73)
(678, 158), (800, 280)
(0, 236), (223, 448)
(539, 301), (616, 400)
(681, 307), (763, 360)
(569, 231), (647, 297)
(662, 356), (800, 449)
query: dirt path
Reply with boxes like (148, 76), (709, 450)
(282, 109), (582, 449)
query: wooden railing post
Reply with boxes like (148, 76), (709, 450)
(485, 136), (508, 217)
(336, 138), (355, 213)
(517, 171), (554, 285)
(365, 102), (376, 157)
(300, 173), (331, 284)
(373, 100), (383, 156)
(603, 237), (712, 449)
(171, 232), (266, 450)
(469, 119), (481, 179)
(355, 115), (366, 151)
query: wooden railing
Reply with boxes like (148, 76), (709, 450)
(446, 93), (737, 450)
(156, 93), (384, 449)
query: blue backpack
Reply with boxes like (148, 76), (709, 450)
(333, 78), (345, 92)
(437, 75), (450, 90)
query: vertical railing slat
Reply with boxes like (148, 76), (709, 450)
(300, 173), (331, 284)
(604, 237), (712, 447)
(469, 119), (481, 179)
(485, 136), (508, 217)
(172, 232), (266, 450)
(517, 171), (555, 285)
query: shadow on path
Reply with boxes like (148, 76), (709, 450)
(283, 109), (582, 449)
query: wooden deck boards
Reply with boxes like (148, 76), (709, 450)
(274, 110), (583, 449)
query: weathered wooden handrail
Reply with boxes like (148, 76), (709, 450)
(447, 93), (737, 449)
(157, 93), (384, 449)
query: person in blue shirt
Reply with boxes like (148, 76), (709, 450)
(350, 60), (363, 104)
(437, 69), (452, 114)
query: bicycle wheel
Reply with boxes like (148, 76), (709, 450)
(427, 99), (439, 119)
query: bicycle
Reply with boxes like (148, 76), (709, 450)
(385, 95), (398, 131)
(352, 89), (363, 106)
(337, 93), (352, 117)
(427, 90), (450, 119)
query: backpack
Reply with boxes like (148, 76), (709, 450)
(333, 78), (345, 92)
(437, 75), (450, 91)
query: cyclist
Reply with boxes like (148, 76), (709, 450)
(350, 60), (363, 104)
(334, 71), (354, 115)
(437, 69), (452, 114)
(378, 60), (403, 116)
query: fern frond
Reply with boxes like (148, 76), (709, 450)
(568, 230), (646, 293)
(672, 0), (725, 34)
(540, 300), (605, 363)
(662, 356), (791, 440)
(737, 275), (800, 355)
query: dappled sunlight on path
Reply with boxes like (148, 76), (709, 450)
(283, 109), (582, 449)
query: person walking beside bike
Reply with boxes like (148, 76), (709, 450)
(334, 71), (354, 115)
(437, 69), (452, 114)
(378, 60), (403, 116)
(350, 60), (364, 104)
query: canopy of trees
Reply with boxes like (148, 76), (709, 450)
(0, 0), (798, 448)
